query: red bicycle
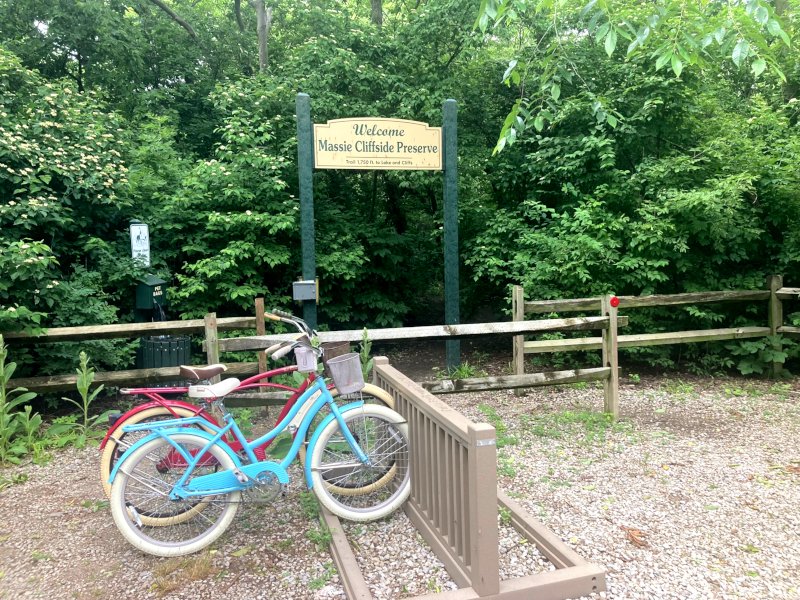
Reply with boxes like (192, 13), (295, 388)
(98, 361), (394, 499)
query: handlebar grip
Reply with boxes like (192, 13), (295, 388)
(264, 312), (282, 321)
(272, 309), (295, 319)
(271, 343), (296, 361)
(263, 342), (283, 357)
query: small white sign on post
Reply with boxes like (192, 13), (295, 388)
(130, 222), (150, 267)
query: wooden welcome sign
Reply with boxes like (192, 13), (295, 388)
(313, 118), (442, 170)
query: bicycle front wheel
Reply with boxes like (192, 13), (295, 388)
(309, 404), (410, 522)
(110, 432), (240, 557)
(296, 382), (394, 467)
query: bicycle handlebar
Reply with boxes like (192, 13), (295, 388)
(264, 310), (318, 364)
(266, 309), (315, 337)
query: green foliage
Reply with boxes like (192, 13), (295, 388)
(0, 335), (38, 464)
(0, 47), (130, 254)
(436, 361), (489, 380)
(477, 0), (795, 151)
(32, 267), (137, 376)
(0, 0), (798, 383)
(359, 328), (373, 379)
(0, 239), (58, 333)
(726, 335), (796, 375)
(50, 351), (114, 447)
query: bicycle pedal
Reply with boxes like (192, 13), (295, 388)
(233, 468), (249, 484)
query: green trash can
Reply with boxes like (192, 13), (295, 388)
(137, 335), (192, 369)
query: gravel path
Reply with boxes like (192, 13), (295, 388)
(1, 373), (798, 599)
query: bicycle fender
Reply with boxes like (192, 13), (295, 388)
(303, 401), (364, 489)
(99, 400), (216, 449)
(108, 427), (242, 484)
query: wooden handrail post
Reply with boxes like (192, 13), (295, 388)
(468, 423), (500, 596)
(767, 274), (784, 378)
(204, 312), (220, 383)
(601, 295), (620, 418)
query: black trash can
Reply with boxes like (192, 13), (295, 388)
(137, 335), (192, 369)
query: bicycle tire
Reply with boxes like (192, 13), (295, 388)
(309, 404), (410, 521)
(295, 382), (394, 463)
(110, 432), (240, 557)
(99, 405), (215, 500)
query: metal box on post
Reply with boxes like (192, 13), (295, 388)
(292, 279), (318, 302)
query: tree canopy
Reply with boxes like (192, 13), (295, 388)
(1, 0), (799, 375)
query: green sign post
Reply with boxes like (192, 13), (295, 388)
(295, 94), (460, 366)
(442, 99), (459, 368)
(296, 94), (317, 329)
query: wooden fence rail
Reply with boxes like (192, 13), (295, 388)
(512, 274), (799, 385)
(5, 307), (625, 397)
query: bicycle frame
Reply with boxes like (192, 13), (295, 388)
(108, 373), (369, 495)
(99, 364), (318, 454)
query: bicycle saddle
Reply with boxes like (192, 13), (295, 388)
(179, 363), (228, 381)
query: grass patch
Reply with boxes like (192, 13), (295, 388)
(309, 561), (337, 591)
(298, 491), (320, 520)
(477, 403), (517, 447)
(151, 553), (219, 596)
(525, 409), (634, 446)
(306, 525), (332, 550)
(659, 379), (696, 400)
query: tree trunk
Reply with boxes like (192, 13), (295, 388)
(250, 0), (272, 72)
(234, 0), (245, 32)
(371, 0), (382, 28)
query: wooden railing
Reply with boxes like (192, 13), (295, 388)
(361, 358), (606, 599)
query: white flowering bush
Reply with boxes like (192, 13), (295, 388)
(0, 49), (130, 336)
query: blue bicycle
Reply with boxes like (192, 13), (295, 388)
(108, 311), (410, 557)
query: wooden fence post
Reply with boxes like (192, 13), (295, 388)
(767, 274), (783, 378)
(512, 286), (525, 376)
(468, 423), (500, 596)
(204, 312), (220, 383)
(512, 285), (525, 397)
(601, 296), (619, 418)
(255, 298), (268, 374)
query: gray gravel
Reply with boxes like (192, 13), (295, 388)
(1, 374), (798, 599)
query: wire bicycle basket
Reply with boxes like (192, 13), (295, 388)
(325, 352), (365, 394)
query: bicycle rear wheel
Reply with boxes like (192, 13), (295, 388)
(100, 406), (215, 500)
(110, 432), (240, 557)
(309, 404), (410, 521)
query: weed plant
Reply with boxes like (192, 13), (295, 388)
(0, 335), (38, 464)
(48, 351), (115, 448)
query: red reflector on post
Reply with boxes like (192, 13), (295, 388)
(610, 296), (620, 308)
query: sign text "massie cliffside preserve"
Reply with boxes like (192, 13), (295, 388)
(313, 118), (442, 170)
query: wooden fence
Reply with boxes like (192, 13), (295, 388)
(512, 274), (800, 383)
(5, 302), (623, 398)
